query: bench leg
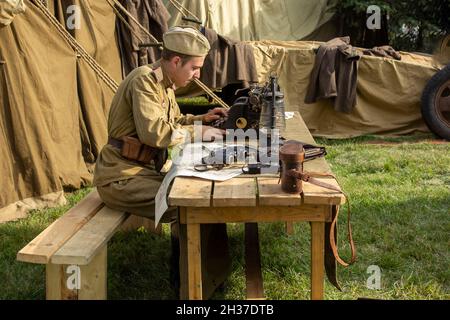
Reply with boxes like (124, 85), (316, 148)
(46, 245), (107, 300)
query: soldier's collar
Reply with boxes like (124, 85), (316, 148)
(152, 60), (175, 89)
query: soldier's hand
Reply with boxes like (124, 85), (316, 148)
(202, 107), (228, 123)
(202, 125), (226, 142)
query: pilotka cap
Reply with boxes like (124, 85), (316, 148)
(163, 26), (210, 57)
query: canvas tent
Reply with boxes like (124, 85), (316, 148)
(249, 40), (442, 137)
(0, 0), (120, 221)
(162, 0), (338, 41)
(0, 0), (444, 221)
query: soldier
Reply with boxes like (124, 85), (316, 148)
(93, 26), (231, 298)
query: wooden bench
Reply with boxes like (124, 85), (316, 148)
(16, 189), (159, 300)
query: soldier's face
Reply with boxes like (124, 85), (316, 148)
(173, 56), (205, 88)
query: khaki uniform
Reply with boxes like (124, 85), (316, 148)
(93, 60), (203, 218)
(94, 31), (231, 296)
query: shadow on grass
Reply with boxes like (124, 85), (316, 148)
(104, 192), (449, 299)
(1, 192), (448, 300)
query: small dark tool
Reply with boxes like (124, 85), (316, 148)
(194, 163), (225, 172)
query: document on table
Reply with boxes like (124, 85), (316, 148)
(154, 142), (242, 226)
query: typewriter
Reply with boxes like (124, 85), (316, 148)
(207, 76), (326, 174)
(211, 75), (285, 132)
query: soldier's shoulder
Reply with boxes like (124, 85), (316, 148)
(136, 65), (163, 84)
(127, 65), (162, 88)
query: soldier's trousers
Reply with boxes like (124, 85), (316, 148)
(97, 175), (176, 221)
(97, 176), (232, 298)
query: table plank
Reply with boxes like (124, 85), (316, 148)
(302, 178), (346, 205)
(169, 177), (212, 207)
(304, 158), (332, 174)
(284, 112), (316, 144)
(213, 178), (257, 207)
(182, 205), (329, 224)
(284, 112), (332, 174)
(51, 207), (128, 265)
(257, 178), (302, 206)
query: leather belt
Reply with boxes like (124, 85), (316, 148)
(108, 137), (123, 150)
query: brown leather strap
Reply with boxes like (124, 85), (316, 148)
(107, 136), (160, 167)
(329, 198), (356, 267)
(324, 206), (341, 290)
(108, 137), (123, 149)
(287, 169), (357, 267)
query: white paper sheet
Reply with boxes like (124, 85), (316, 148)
(285, 112), (294, 120)
(154, 142), (243, 225)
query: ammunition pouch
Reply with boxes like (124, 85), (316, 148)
(108, 136), (167, 172)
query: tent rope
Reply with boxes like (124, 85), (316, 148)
(167, 0), (201, 24)
(109, 0), (162, 48)
(108, 0), (230, 109)
(106, 0), (145, 44)
(32, 0), (119, 92)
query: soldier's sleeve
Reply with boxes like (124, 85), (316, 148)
(171, 91), (204, 125)
(167, 90), (203, 142)
(131, 74), (185, 148)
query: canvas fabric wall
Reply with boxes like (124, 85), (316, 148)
(0, 0), (120, 218)
(163, 0), (337, 41)
(250, 40), (443, 138)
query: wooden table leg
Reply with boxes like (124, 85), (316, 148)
(245, 223), (264, 299)
(187, 223), (202, 300)
(311, 221), (325, 300)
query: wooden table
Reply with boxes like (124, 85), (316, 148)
(168, 112), (345, 300)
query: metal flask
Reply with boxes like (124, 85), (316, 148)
(259, 75), (286, 133)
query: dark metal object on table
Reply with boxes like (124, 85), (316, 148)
(201, 145), (257, 165)
(260, 75), (286, 131)
(211, 76), (285, 133)
(194, 163), (225, 172)
(241, 163), (274, 174)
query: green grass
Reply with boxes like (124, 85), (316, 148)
(1, 136), (449, 300)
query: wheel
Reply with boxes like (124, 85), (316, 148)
(421, 64), (450, 140)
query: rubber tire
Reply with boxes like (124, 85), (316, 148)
(421, 64), (450, 140)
